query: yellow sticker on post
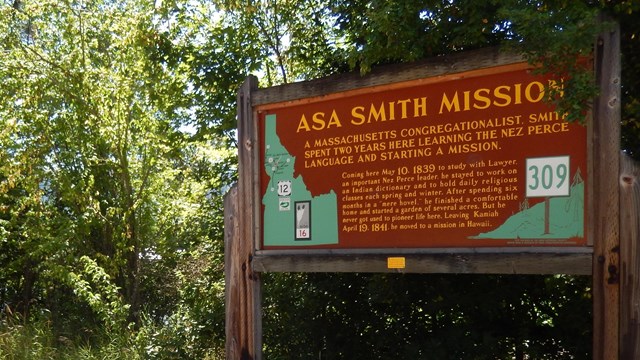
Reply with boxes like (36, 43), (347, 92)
(387, 257), (406, 269)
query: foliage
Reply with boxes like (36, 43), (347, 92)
(330, 0), (509, 72)
(263, 273), (592, 359)
(66, 256), (129, 332)
(0, 0), (638, 359)
(498, 1), (604, 123)
(617, 1), (640, 158)
(0, 0), (236, 356)
(0, 313), (58, 360)
(0, 310), (140, 360)
(222, 0), (347, 85)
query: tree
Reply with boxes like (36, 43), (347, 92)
(1, 0), (638, 358)
(0, 0), (238, 352)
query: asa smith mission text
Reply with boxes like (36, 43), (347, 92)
(295, 80), (558, 133)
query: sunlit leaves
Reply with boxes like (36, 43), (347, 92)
(331, 0), (509, 72)
(498, 1), (604, 123)
(1, 0), (638, 357)
(0, 1), (235, 348)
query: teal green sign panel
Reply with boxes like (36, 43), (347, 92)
(262, 114), (339, 246)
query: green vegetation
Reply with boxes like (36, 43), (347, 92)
(1, 0), (638, 359)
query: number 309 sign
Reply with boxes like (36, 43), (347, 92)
(526, 156), (570, 198)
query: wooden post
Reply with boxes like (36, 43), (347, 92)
(620, 153), (640, 357)
(544, 197), (550, 235)
(592, 19), (621, 360)
(225, 76), (262, 360)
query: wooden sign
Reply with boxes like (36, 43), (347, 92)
(226, 27), (637, 360)
(257, 64), (587, 249)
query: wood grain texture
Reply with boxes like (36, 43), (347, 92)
(224, 186), (240, 359)
(252, 251), (592, 275)
(591, 18), (621, 360)
(225, 76), (262, 360)
(620, 153), (640, 358)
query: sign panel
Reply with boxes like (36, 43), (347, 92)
(258, 65), (587, 249)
